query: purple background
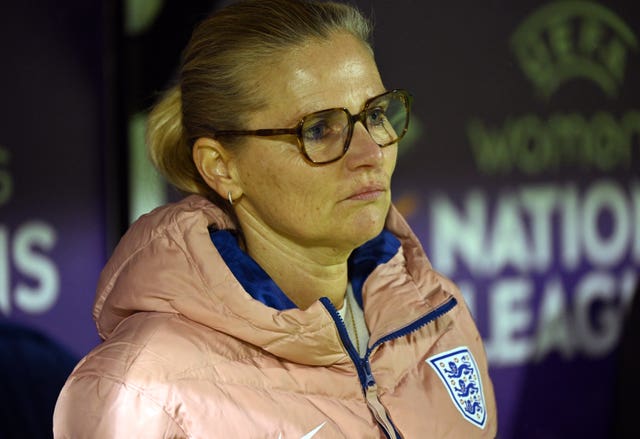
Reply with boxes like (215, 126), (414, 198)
(0, 2), (108, 357)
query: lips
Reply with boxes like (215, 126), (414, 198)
(346, 182), (387, 201)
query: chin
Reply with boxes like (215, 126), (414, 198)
(333, 200), (390, 248)
(348, 210), (388, 247)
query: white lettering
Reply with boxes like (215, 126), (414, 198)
(486, 278), (533, 365)
(574, 271), (621, 357)
(582, 180), (630, 267)
(429, 181), (638, 365)
(560, 184), (581, 269)
(520, 185), (556, 270)
(431, 190), (486, 276)
(489, 194), (529, 272)
(431, 180), (636, 276)
(13, 222), (59, 314)
(0, 226), (9, 314)
(534, 277), (574, 360)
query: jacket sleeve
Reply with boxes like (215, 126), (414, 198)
(53, 374), (186, 438)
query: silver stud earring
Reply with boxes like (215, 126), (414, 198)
(227, 191), (233, 205)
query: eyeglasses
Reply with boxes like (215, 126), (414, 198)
(212, 89), (412, 164)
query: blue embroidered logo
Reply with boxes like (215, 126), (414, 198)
(427, 347), (487, 429)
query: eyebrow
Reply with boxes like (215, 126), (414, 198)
(249, 88), (391, 131)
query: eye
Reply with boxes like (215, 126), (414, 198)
(301, 110), (346, 144)
(367, 107), (388, 126)
(302, 120), (330, 142)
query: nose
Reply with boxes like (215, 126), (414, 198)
(344, 121), (384, 169)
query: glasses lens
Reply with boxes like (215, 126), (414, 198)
(300, 109), (349, 163)
(365, 91), (409, 147)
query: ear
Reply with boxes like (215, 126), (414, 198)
(192, 137), (242, 200)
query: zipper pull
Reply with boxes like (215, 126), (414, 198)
(365, 380), (399, 439)
(362, 358), (375, 388)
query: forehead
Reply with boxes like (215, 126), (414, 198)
(251, 33), (385, 126)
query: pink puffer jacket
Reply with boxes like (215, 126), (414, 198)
(53, 195), (497, 438)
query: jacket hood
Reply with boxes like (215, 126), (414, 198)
(93, 195), (447, 366)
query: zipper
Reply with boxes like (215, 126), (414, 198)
(321, 295), (458, 439)
(366, 295), (458, 355)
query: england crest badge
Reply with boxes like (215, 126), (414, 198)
(427, 346), (487, 429)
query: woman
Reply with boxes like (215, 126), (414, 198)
(54, 0), (497, 437)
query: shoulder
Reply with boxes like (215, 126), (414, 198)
(80, 312), (260, 382)
(124, 195), (234, 246)
(54, 312), (260, 438)
(54, 371), (186, 438)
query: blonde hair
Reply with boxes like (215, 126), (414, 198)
(146, 0), (372, 208)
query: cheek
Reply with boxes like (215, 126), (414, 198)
(384, 146), (398, 176)
(237, 146), (288, 188)
(239, 151), (328, 208)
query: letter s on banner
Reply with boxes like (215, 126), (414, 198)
(13, 221), (59, 314)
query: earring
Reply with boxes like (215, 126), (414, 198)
(227, 191), (233, 205)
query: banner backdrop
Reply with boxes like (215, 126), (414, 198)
(357, 1), (639, 437)
(0, 2), (109, 357)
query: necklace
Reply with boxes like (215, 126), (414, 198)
(345, 291), (360, 354)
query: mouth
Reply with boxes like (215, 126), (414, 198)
(346, 183), (388, 201)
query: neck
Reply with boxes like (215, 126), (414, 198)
(239, 220), (350, 310)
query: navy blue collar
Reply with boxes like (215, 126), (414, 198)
(209, 229), (400, 311)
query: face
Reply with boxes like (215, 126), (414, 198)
(231, 33), (397, 257)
